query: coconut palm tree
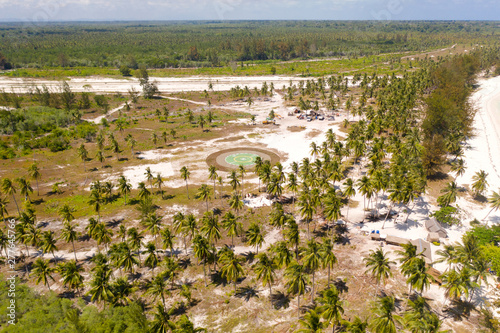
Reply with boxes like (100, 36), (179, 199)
(298, 194), (315, 239)
(406, 257), (434, 296)
(41, 230), (58, 261)
(145, 167), (154, 190)
(320, 238), (338, 287)
(319, 286), (344, 333)
(434, 244), (456, 271)
(269, 203), (287, 229)
(77, 143), (89, 172)
(160, 226), (176, 258)
(285, 261), (310, 318)
(343, 178), (356, 221)
(155, 173), (164, 197)
(228, 171), (240, 193)
(144, 241), (159, 274)
(363, 247), (395, 295)
(57, 260), (84, 295)
(200, 211), (221, 249)
(208, 166), (218, 199)
(271, 241), (293, 269)
(302, 238), (322, 302)
(197, 184), (212, 212)
(31, 258), (54, 291)
(150, 303), (175, 332)
(297, 308), (325, 333)
(357, 176), (372, 216)
(228, 192), (244, 215)
(253, 253), (277, 295)
(126, 135), (137, 157)
(246, 222), (265, 254)
(310, 142), (320, 161)
(222, 211), (241, 246)
(439, 181), (458, 207)
(440, 268), (468, 305)
(137, 182), (151, 200)
(193, 235), (211, 286)
(1, 178), (19, 215)
(471, 170), (488, 198)
(0, 196), (8, 226)
(238, 165), (246, 197)
(28, 163), (41, 196)
(483, 188), (500, 220)
(96, 150), (105, 168)
(180, 214), (197, 254)
(287, 173), (299, 205)
(286, 218), (300, 259)
(93, 222), (113, 253)
(117, 175), (131, 204)
(219, 247), (244, 292)
(88, 189), (104, 221)
(370, 295), (403, 333)
(146, 274), (170, 311)
(60, 221), (79, 262)
(127, 227), (144, 263)
(180, 166), (190, 199)
(88, 264), (113, 308)
(342, 316), (368, 333)
(143, 213), (163, 248)
(451, 159), (466, 180)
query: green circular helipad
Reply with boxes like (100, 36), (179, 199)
(225, 153), (259, 166)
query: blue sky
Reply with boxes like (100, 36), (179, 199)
(0, 0), (498, 21)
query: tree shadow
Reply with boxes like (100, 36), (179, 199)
(106, 218), (123, 228)
(178, 257), (191, 270)
(210, 270), (228, 287)
(332, 278), (349, 294)
(270, 291), (291, 310)
(235, 285), (260, 301)
(118, 157), (129, 162)
(241, 251), (256, 264)
(31, 198), (44, 205)
(443, 299), (474, 321)
(427, 171), (449, 181)
(163, 194), (175, 200)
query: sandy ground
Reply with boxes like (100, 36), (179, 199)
(0, 75), (310, 94)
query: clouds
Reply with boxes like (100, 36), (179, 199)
(0, 0), (498, 21)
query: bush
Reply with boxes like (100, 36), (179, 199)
(467, 225), (500, 246)
(431, 206), (460, 225)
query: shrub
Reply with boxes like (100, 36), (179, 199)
(430, 206), (460, 225)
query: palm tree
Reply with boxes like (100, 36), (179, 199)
(285, 261), (310, 318)
(439, 181), (458, 207)
(287, 173), (299, 205)
(219, 248), (244, 292)
(0, 196), (8, 226)
(88, 189), (104, 221)
(253, 253), (277, 295)
(137, 182), (151, 200)
(150, 303), (175, 332)
(272, 241), (293, 269)
(144, 241), (159, 274)
(406, 257), (434, 296)
(197, 184), (212, 212)
(320, 238), (338, 287)
(222, 211), (241, 246)
(471, 170), (488, 198)
(451, 159), (466, 180)
(60, 221), (79, 262)
(208, 166), (218, 199)
(126, 135), (137, 157)
(145, 167), (154, 190)
(93, 222), (113, 253)
(310, 141), (320, 161)
(1, 178), (19, 215)
(41, 230), (58, 261)
(238, 165), (246, 197)
(298, 194), (315, 239)
(28, 163), (41, 196)
(31, 258), (54, 291)
(342, 316), (368, 333)
(146, 274), (170, 311)
(96, 150), (105, 168)
(363, 247), (395, 295)
(58, 260), (84, 295)
(180, 166), (190, 199)
(441, 268), (468, 304)
(228, 171), (240, 193)
(111, 277), (134, 306)
(88, 264), (113, 308)
(319, 286), (344, 333)
(246, 222), (264, 254)
(357, 175), (372, 215)
(77, 143), (89, 172)
(143, 213), (163, 248)
(302, 238), (322, 302)
(484, 188), (500, 220)
(297, 308), (325, 333)
(228, 192), (244, 215)
(193, 235), (211, 286)
(434, 244), (456, 271)
(370, 295), (403, 333)
(286, 219), (301, 259)
(200, 211), (221, 247)
(117, 175), (131, 204)
(197, 115), (206, 130)
(342, 178), (356, 221)
(151, 132), (159, 148)
(127, 227), (144, 264)
(160, 227), (176, 258)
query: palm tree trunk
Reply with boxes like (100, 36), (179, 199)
(185, 181), (189, 199)
(327, 266), (331, 287)
(311, 272), (315, 302)
(203, 262), (207, 287)
(72, 241), (77, 262)
(213, 179), (216, 199)
(297, 295), (300, 318)
(483, 207), (496, 221)
(36, 179), (39, 196)
(11, 194), (20, 216)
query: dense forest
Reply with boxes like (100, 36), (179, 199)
(0, 21), (499, 69)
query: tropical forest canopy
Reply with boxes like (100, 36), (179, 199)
(0, 20), (499, 68)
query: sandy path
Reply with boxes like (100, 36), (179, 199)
(89, 102), (128, 124)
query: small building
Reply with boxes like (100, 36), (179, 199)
(425, 218), (448, 239)
(427, 232), (440, 243)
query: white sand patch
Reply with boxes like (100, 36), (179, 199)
(137, 149), (174, 161)
(243, 195), (272, 208)
(103, 162), (174, 189)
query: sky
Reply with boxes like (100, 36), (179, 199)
(0, 0), (498, 22)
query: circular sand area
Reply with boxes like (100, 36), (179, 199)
(207, 147), (280, 171)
